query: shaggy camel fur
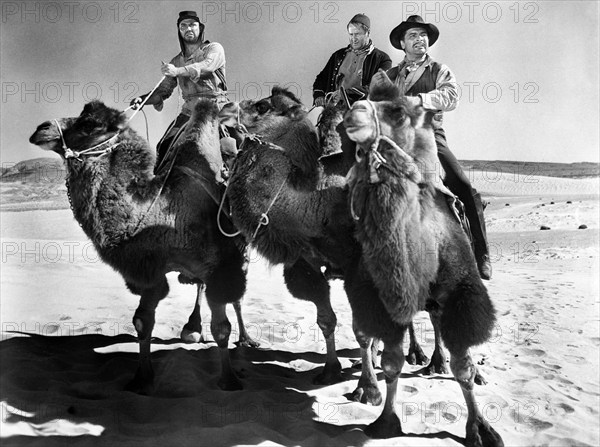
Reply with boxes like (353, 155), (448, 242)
(223, 88), (450, 397)
(29, 100), (251, 394)
(343, 84), (502, 445)
(224, 90), (353, 386)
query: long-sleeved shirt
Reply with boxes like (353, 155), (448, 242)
(152, 41), (228, 115)
(386, 54), (458, 126)
(313, 45), (391, 104)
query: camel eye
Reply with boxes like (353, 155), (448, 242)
(255, 101), (271, 115)
(390, 106), (405, 123)
(78, 117), (102, 134)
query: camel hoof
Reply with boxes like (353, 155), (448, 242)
(125, 367), (155, 395)
(351, 385), (382, 406)
(218, 373), (243, 391)
(465, 416), (504, 447)
(420, 352), (449, 375)
(422, 362), (449, 375)
(181, 328), (204, 344)
(364, 412), (404, 439)
(235, 336), (260, 348)
(474, 368), (487, 386)
(313, 361), (343, 385)
(406, 348), (429, 366)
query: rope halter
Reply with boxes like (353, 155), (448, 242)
(353, 100), (416, 184)
(53, 119), (121, 161)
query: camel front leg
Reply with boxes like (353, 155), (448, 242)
(283, 259), (342, 385)
(364, 332), (406, 438)
(127, 278), (169, 394)
(312, 296), (343, 385)
(450, 350), (504, 447)
(232, 298), (260, 348)
(181, 283), (205, 343)
(350, 322), (382, 405)
(207, 299), (242, 391)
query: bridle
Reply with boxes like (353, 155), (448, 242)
(55, 75), (166, 161)
(54, 119), (122, 161)
(349, 99), (418, 221)
(354, 99), (413, 183)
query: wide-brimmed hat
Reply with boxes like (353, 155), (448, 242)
(389, 15), (439, 50)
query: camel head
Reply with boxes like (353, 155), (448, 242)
(235, 86), (307, 136)
(344, 83), (440, 185)
(343, 84), (423, 152)
(30, 101), (128, 158)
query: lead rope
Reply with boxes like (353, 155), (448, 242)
(251, 176), (287, 242)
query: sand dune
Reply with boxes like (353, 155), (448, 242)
(1, 172), (598, 446)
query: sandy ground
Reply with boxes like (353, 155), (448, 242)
(0, 171), (598, 446)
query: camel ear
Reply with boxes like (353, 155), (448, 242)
(402, 97), (425, 127)
(369, 71), (400, 102)
(219, 102), (239, 126)
(287, 104), (306, 121)
(107, 110), (128, 132)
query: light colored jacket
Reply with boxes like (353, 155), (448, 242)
(153, 41), (228, 115)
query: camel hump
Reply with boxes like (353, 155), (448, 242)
(190, 99), (219, 124)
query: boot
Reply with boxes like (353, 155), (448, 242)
(470, 191), (492, 280)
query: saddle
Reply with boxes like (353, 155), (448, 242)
(435, 181), (474, 250)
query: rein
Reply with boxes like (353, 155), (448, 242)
(55, 119), (122, 161)
(58, 76), (166, 161)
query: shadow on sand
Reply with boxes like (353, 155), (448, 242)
(0, 333), (463, 446)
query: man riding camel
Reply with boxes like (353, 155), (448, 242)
(371, 15), (492, 280)
(313, 13), (391, 107)
(130, 10), (229, 170)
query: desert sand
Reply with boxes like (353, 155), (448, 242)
(1, 170), (599, 446)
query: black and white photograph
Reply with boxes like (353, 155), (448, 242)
(1, 1), (598, 445)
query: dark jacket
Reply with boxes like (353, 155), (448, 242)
(313, 45), (391, 103)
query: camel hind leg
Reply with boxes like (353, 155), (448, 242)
(181, 283), (206, 343)
(406, 321), (429, 366)
(232, 298), (260, 348)
(126, 277), (170, 395)
(441, 281), (503, 446)
(180, 282), (259, 348)
(283, 258), (342, 385)
(205, 250), (248, 391)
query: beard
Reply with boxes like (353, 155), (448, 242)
(182, 32), (199, 43)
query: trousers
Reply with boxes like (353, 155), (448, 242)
(434, 128), (489, 260)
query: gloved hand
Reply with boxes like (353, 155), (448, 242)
(314, 96), (326, 107)
(130, 94), (150, 110)
(369, 69), (394, 91)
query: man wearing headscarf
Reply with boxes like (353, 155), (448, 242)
(131, 11), (228, 167)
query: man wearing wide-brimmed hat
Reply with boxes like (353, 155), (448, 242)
(372, 15), (492, 280)
(313, 13), (391, 106)
(131, 11), (229, 168)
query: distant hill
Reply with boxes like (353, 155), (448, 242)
(459, 160), (599, 179)
(0, 158), (68, 211)
(1, 157), (598, 212)
(0, 157), (66, 183)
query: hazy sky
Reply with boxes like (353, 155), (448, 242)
(1, 1), (599, 166)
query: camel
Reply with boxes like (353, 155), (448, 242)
(29, 99), (252, 394)
(343, 83), (503, 445)
(222, 90), (353, 387)
(221, 88), (453, 398)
